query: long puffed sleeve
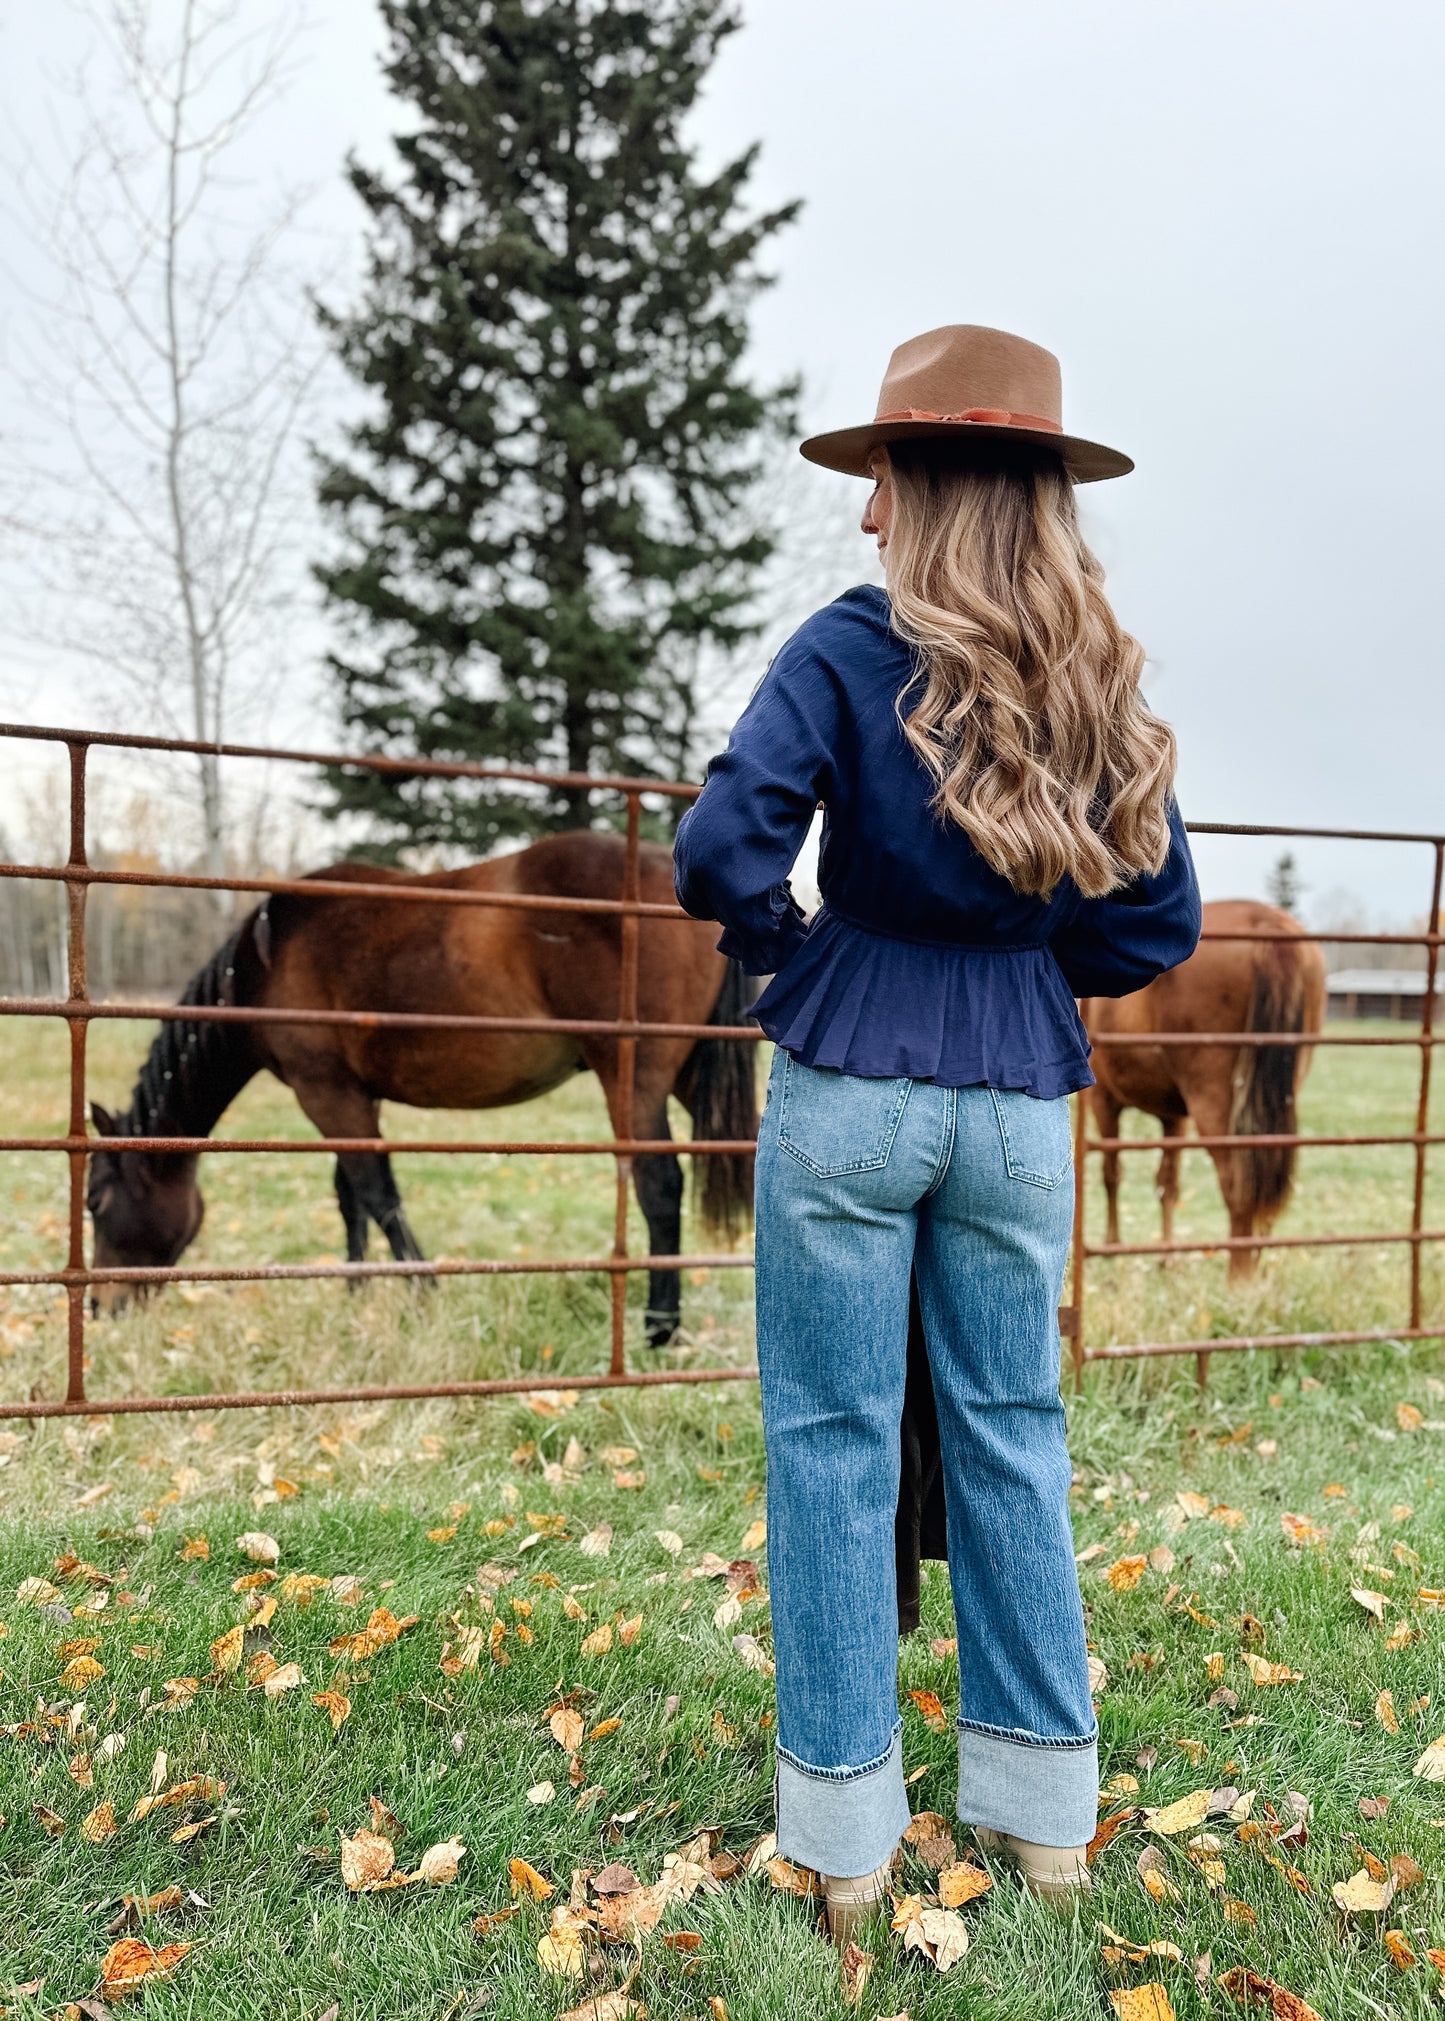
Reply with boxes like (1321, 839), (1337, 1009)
(1047, 799), (1202, 998)
(673, 622), (842, 976)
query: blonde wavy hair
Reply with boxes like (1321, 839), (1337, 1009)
(880, 441), (1176, 899)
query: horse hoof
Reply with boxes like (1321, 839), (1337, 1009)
(645, 1314), (679, 1350)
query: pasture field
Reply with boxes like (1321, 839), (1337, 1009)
(0, 1014), (1444, 2018)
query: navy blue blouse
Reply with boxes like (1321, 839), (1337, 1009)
(673, 584), (1202, 1099)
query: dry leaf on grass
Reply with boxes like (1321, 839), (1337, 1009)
(1352, 1587), (1388, 1625)
(81, 1801), (117, 1843)
(740, 1519), (767, 1551)
(732, 1631), (774, 1674)
(235, 1531), (280, 1564)
(908, 1688), (948, 1733)
(1137, 1846), (1183, 1904)
(1099, 1925), (1184, 1965)
(766, 1856), (819, 1898)
(549, 1707), (586, 1751)
(1331, 1867), (1397, 1915)
(313, 1690), (350, 1730)
(1383, 1928), (1417, 1969)
(937, 1860), (992, 1906)
(841, 1940), (873, 2009)
(537, 1903), (591, 1976)
(528, 1781), (556, 1805)
(1241, 1652), (1302, 1686)
(556, 1996), (644, 2021)
(1088, 1655), (1109, 1694)
(1109, 1991), (1174, 2021)
(1217, 1965), (1325, 2020)
(579, 1526), (613, 1558)
(1376, 1689), (1400, 1735)
(1414, 1734), (1445, 1781)
(210, 1626), (245, 1675)
(581, 1624), (613, 1657)
(329, 1606), (418, 1662)
(1145, 1789), (1212, 1836)
(60, 1654), (105, 1691)
(1107, 1554), (1148, 1591)
(418, 1837), (466, 1884)
(340, 1828), (396, 1892)
(263, 1661), (304, 1698)
(100, 1939), (192, 1993)
(899, 1902), (969, 1972)
(510, 1856), (555, 1900)
(17, 1576), (61, 1604)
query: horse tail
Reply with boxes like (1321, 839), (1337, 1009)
(687, 959), (759, 1241)
(1229, 939), (1310, 1230)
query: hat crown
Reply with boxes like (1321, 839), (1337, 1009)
(875, 324), (1063, 428)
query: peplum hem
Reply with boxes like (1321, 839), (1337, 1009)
(749, 908), (1094, 1100)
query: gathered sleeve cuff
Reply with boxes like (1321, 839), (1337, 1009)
(1048, 798), (1202, 999)
(673, 629), (841, 977)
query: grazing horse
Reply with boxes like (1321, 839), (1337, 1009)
(1084, 899), (1326, 1279)
(86, 832), (757, 1344)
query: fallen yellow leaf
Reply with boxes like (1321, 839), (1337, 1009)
(263, 1661), (304, 1698)
(1145, 1789), (1212, 1835)
(1376, 1689), (1400, 1735)
(80, 1801), (117, 1843)
(1332, 1867), (1397, 1915)
(581, 1623), (613, 1657)
(1241, 1652), (1303, 1686)
(937, 1860), (992, 1906)
(313, 1690), (350, 1730)
(1110, 1989), (1175, 2021)
(340, 1827), (395, 1891)
(509, 1855), (555, 1900)
(100, 1939), (192, 1993)
(418, 1836), (466, 1884)
(1413, 1734), (1445, 1781)
(211, 1626), (245, 1674)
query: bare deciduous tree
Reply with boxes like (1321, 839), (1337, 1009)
(9, 0), (325, 882)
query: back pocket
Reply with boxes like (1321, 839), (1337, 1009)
(778, 1056), (912, 1177)
(988, 1088), (1073, 1188)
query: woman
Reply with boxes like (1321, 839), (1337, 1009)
(673, 325), (1201, 1942)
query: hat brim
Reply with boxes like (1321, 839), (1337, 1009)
(798, 416), (1133, 484)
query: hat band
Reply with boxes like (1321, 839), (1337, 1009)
(875, 406), (1063, 433)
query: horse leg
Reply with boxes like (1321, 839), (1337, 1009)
(335, 1160), (370, 1288)
(632, 1102), (685, 1348)
(1092, 1086), (1124, 1246)
(1156, 1116), (1186, 1253)
(292, 1081), (430, 1283)
(1188, 1086), (1260, 1284)
(345, 1151), (427, 1269)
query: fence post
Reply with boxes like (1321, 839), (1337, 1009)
(1409, 842), (1444, 1334)
(64, 741), (90, 1404)
(609, 792), (642, 1376)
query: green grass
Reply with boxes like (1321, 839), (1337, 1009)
(0, 1017), (1443, 2016)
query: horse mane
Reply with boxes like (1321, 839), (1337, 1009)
(118, 909), (265, 1141)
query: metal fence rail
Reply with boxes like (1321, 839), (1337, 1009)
(0, 719), (1439, 1418)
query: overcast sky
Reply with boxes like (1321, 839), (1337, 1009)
(3, 0), (1442, 919)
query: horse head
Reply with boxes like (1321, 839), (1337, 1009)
(87, 1102), (205, 1311)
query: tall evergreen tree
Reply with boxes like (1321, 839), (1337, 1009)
(316, 0), (799, 851)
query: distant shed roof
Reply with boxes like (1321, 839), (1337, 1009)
(1327, 970), (1432, 994)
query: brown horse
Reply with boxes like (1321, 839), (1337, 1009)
(1085, 899), (1326, 1279)
(86, 832), (757, 1343)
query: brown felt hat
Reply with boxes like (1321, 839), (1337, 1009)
(799, 323), (1132, 484)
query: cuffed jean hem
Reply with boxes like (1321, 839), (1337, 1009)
(775, 1725), (912, 1878)
(956, 1724), (1099, 1848)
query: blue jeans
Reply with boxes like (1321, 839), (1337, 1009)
(756, 1052), (1098, 1876)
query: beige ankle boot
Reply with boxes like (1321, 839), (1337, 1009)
(820, 1859), (894, 1949)
(974, 1827), (1091, 1905)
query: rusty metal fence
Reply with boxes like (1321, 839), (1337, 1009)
(0, 720), (1439, 1420)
